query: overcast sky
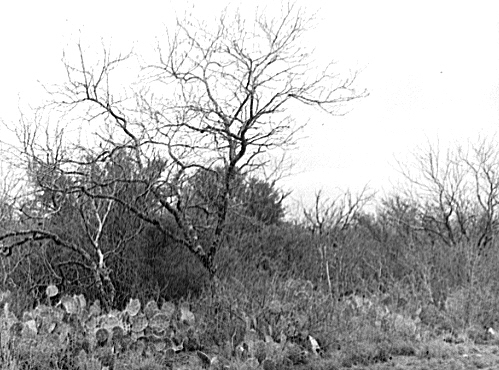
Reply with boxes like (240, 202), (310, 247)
(1, 1), (499, 210)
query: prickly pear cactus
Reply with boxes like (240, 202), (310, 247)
(89, 299), (101, 317)
(161, 301), (176, 318)
(60, 295), (79, 315)
(149, 312), (170, 334)
(131, 313), (148, 333)
(1, 287), (205, 369)
(144, 300), (159, 319)
(46, 284), (59, 298)
(125, 298), (141, 317)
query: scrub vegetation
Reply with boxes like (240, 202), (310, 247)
(0, 3), (499, 370)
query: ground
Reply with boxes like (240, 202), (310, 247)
(334, 342), (499, 370)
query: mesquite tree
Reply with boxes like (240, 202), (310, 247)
(385, 138), (499, 311)
(302, 188), (374, 297)
(395, 138), (499, 253)
(0, 4), (365, 299)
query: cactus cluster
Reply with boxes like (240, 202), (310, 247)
(0, 286), (201, 361)
(0, 286), (323, 369)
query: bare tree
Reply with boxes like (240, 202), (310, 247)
(303, 187), (374, 237)
(388, 138), (499, 312)
(0, 3), (366, 293)
(303, 187), (375, 297)
(395, 138), (499, 253)
(0, 127), (146, 309)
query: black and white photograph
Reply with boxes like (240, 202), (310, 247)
(0, 1), (499, 369)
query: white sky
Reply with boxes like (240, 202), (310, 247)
(1, 1), (499, 210)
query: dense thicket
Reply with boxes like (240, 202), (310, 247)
(0, 6), (498, 338)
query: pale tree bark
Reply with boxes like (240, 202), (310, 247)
(0, 4), (366, 284)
